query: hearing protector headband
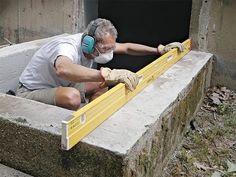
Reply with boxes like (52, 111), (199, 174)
(81, 21), (99, 54)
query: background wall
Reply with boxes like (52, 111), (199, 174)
(0, 0), (98, 45)
(98, 0), (192, 72)
(190, 0), (236, 90)
(1, 0), (235, 90)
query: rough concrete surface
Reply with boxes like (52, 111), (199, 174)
(0, 51), (213, 177)
(190, 0), (236, 90)
(0, 94), (73, 135)
(0, 0), (98, 44)
(0, 163), (32, 177)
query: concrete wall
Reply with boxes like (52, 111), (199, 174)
(2, 0), (234, 90)
(0, 34), (68, 93)
(0, 0), (98, 45)
(190, 0), (236, 90)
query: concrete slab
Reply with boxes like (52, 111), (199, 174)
(0, 50), (213, 177)
(82, 50), (213, 154)
(0, 94), (73, 135)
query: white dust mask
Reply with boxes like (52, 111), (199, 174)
(94, 50), (114, 64)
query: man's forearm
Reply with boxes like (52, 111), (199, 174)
(55, 56), (104, 83)
(127, 43), (158, 55)
(115, 43), (159, 56)
(64, 64), (104, 82)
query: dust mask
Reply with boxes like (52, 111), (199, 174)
(94, 50), (114, 64)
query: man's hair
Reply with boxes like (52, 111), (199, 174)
(85, 18), (118, 41)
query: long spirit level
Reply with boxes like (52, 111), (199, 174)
(61, 39), (192, 150)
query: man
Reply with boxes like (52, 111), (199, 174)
(16, 18), (184, 110)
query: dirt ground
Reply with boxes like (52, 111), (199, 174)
(163, 86), (236, 177)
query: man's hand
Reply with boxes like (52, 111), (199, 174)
(100, 67), (140, 91)
(157, 42), (184, 55)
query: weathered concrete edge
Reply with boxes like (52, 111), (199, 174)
(122, 57), (213, 177)
(0, 118), (124, 177)
(0, 93), (73, 135)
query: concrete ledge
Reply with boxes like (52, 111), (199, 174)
(0, 50), (213, 177)
(0, 34), (68, 93)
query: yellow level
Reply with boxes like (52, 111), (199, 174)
(61, 39), (192, 150)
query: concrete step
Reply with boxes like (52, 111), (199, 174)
(0, 37), (213, 177)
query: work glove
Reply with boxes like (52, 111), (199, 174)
(157, 42), (184, 55)
(100, 67), (140, 91)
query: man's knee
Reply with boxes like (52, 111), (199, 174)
(66, 89), (81, 110)
(56, 88), (81, 110)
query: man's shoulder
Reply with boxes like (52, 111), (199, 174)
(63, 33), (83, 40)
(56, 33), (83, 47)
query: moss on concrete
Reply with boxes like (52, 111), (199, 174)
(123, 61), (212, 177)
(13, 117), (28, 124)
(0, 118), (123, 177)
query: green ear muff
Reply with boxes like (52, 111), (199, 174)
(82, 35), (95, 54)
(81, 21), (99, 54)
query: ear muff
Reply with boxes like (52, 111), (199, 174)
(81, 35), (95, 54)
(81, 22), (99, 54)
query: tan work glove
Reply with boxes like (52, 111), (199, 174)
(100, 67), (140, 91)
(157, 42), (184, 55)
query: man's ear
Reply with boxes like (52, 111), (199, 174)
(81, 35), (96, 54)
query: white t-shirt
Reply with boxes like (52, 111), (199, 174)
(19, 33), (93, 89)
